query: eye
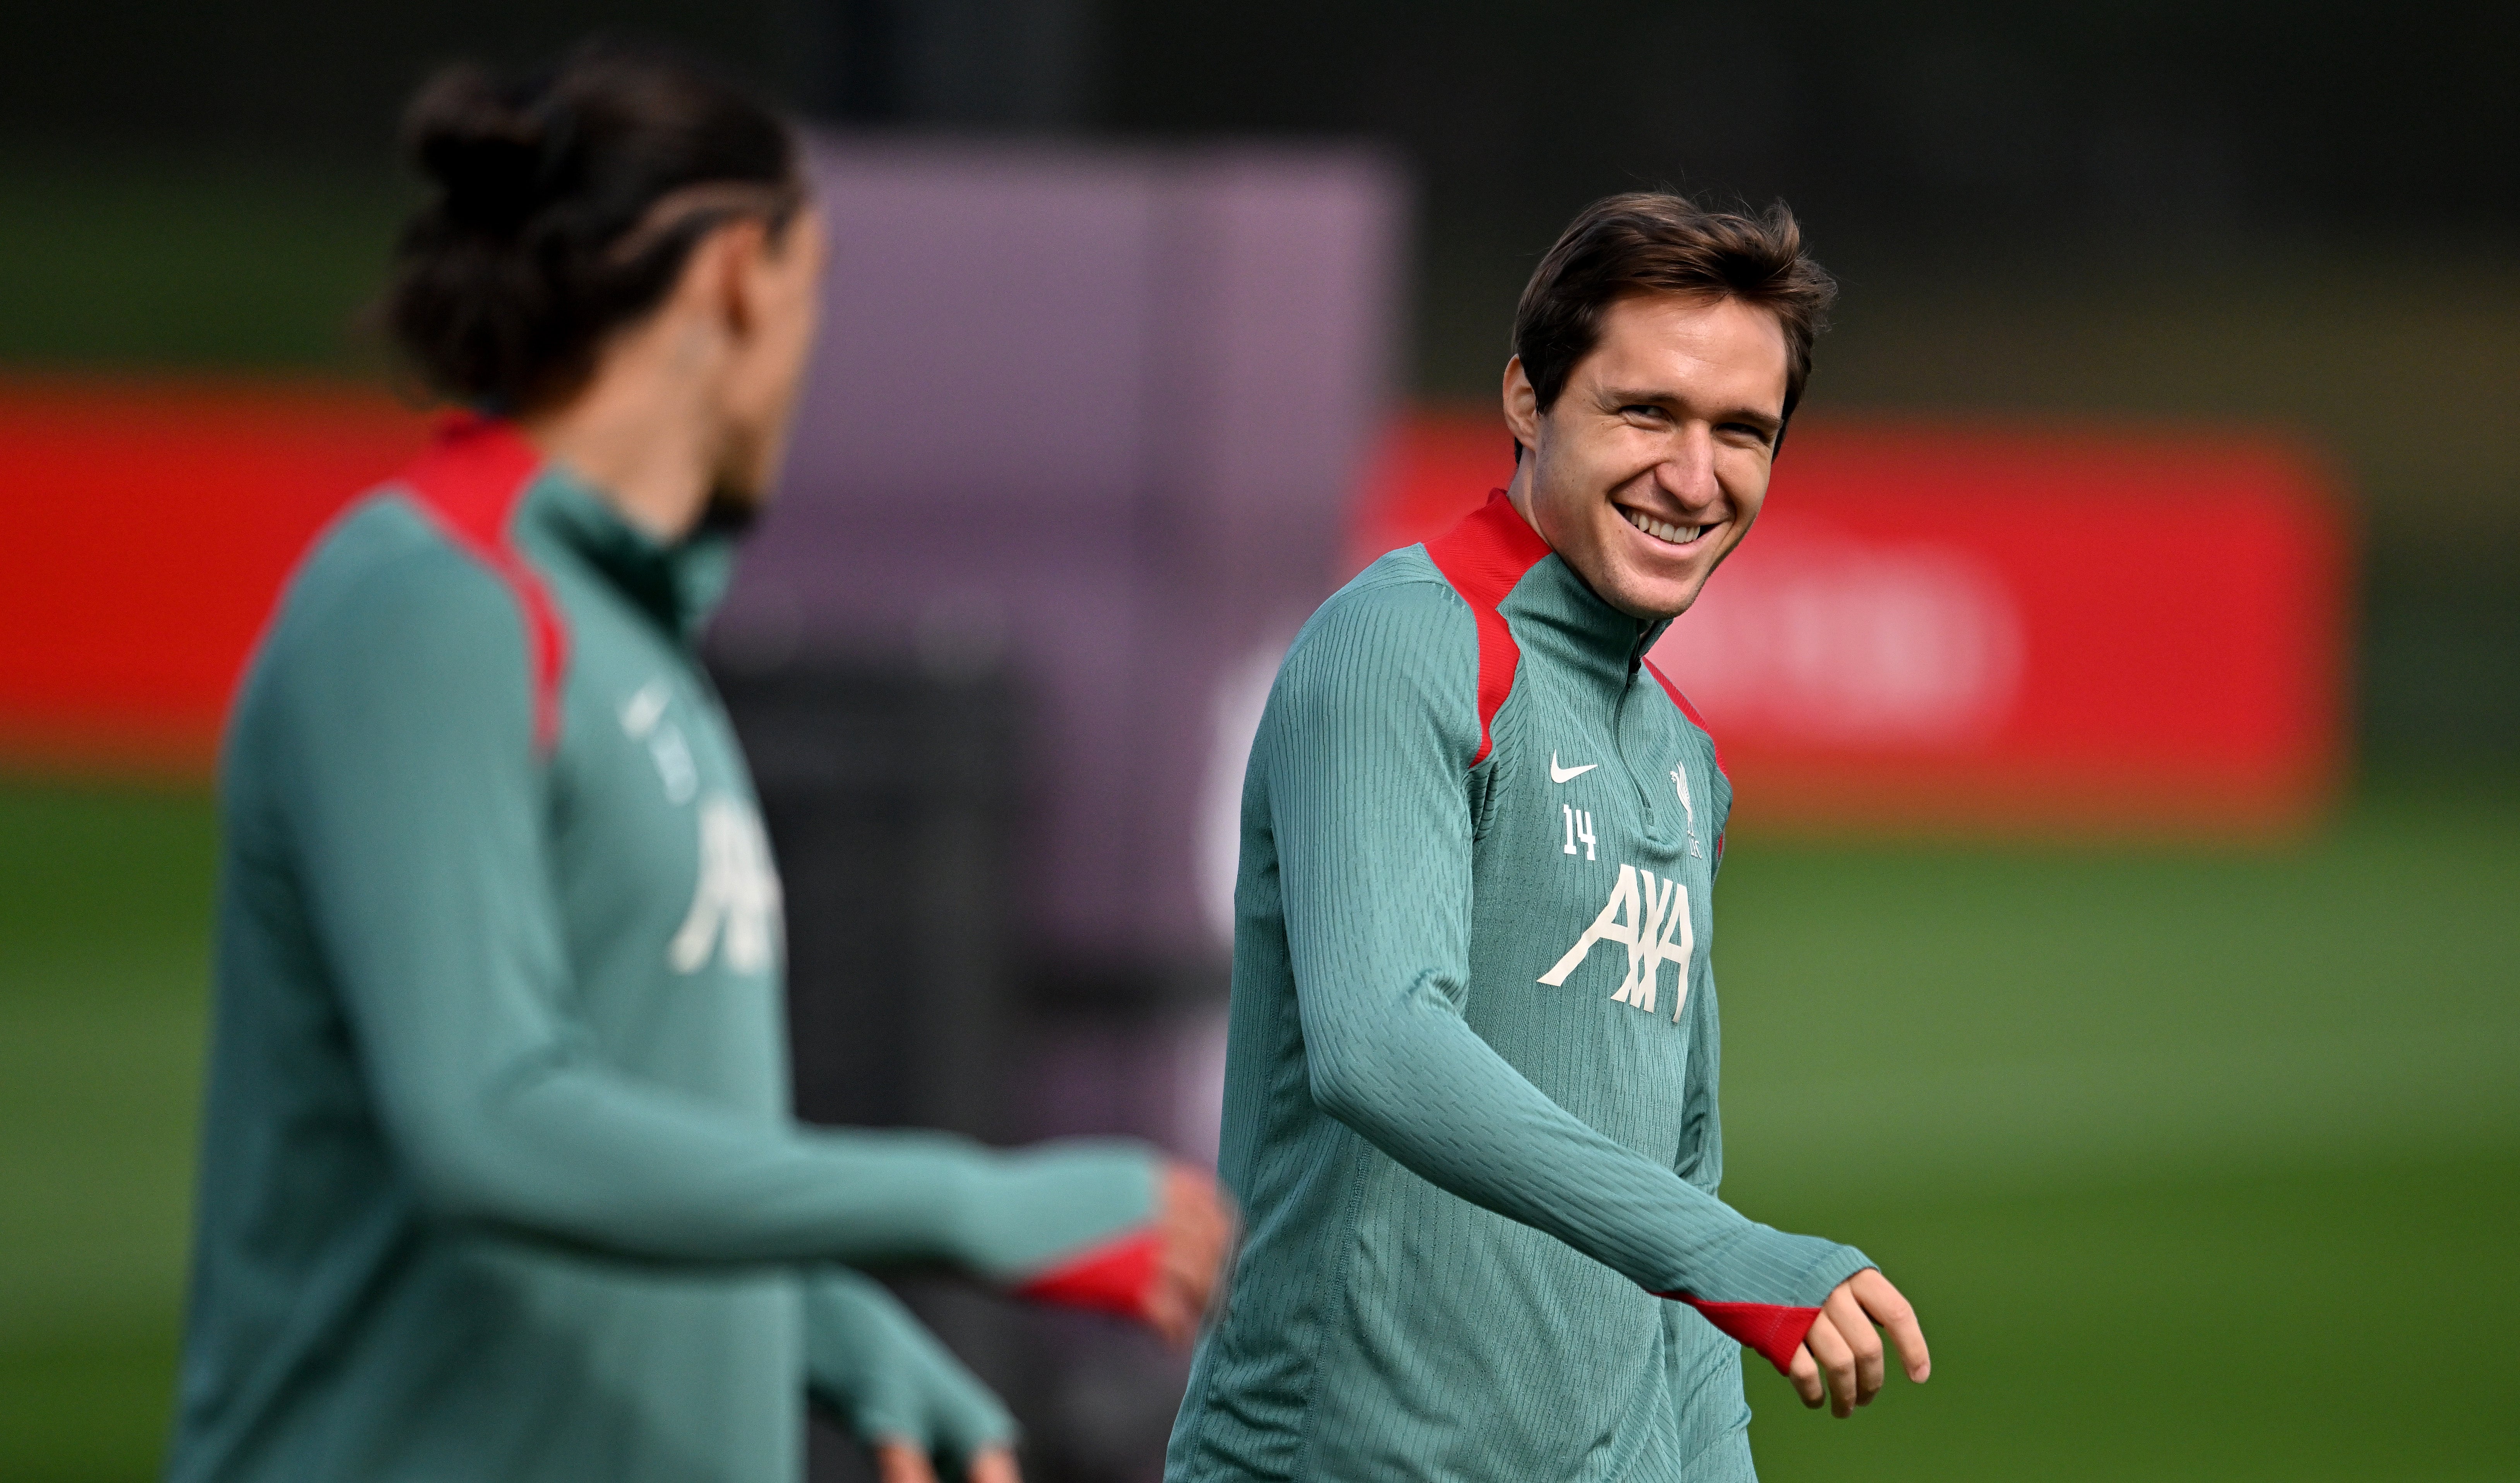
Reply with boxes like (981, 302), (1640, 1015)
(1719, 421), (1774, 447)
(1620, 403), (1669, 424)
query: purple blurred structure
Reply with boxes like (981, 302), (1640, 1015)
(713, 142), (1404, 1478)
(719, 135), (1406, 995)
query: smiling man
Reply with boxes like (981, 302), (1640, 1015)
(1165, 194), (1929, 1482)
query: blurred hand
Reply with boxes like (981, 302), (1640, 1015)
(1144, 1162), (1234, 1347)
(872, 1439), (1019, 1483)
(1787, 1267), (1930, 1418)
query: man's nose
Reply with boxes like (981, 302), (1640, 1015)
(1657, 428), (1721, 509)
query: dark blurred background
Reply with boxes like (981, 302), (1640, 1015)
(2, 4), (2514, 1481)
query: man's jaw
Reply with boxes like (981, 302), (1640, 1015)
(1582, 502), (1727, 620)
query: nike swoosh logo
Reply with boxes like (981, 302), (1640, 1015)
(1550, 752), (1600, 784)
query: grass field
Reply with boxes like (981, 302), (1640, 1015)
(1717, 772), (2520, 1480)
(2, 775), (2515, 1481)
(0, 784), (216, 1482)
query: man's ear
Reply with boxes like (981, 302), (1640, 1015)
(1502, 356), (1542, 456)
(661, 221), (747, 343)
(676, 217), (769, 341)
(716, 219), (772, 338)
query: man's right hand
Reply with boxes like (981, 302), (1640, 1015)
(1787, 1267), (1930, 1418)
(1143, 1163), (1233, 1346)
(1010, 1159), (1233, 1344)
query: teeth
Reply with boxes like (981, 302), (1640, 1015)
(1624, 509), (1703, 545)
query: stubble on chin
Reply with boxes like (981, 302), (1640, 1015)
(1591, 529), (1691, 622)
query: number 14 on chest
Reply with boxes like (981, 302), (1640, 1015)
(1562, 804), (1597, 861)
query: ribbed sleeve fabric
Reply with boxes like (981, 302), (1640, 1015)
(1262, 573), (1870, 1311)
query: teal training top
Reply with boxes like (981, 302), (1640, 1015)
(1166, 494), (1872, 1483)
(171, 420), (1161, 1483)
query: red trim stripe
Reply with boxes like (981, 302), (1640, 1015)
(1011, 1225), (1163, 1322)
(1660, 1294), (1823, 1375)
(395, 416), (570, 754)
(1420, 490), (1552, 766)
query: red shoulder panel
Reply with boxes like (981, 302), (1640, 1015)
(395, 415), (570, 754)
(1421, 490), (1553, 766)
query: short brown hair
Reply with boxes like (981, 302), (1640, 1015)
(1512, 192), (1836, 429)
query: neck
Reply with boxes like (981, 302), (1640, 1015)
(1504, 452), (1547, 543)
(520, 342), (720, 543)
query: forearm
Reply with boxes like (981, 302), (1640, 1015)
(401, 1064), (1157, 1276)
(1309, 983), (1866, 1308)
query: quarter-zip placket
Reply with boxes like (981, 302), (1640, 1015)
(1614, 619), (1679, 847)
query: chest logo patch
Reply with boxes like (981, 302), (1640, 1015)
(1549, 752), (1600, 783)
(669, 795), (783, 975)
(1671, 767), (1703, 858)
(1538, 863), (1694, 1020)
(620, 678), (699, 805)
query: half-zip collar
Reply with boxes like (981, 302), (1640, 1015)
(522, 465), (737, 644)
(1506, 541), (1675, 689)
(1477, 505), (1685, 832)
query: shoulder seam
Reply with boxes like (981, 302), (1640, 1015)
(279, 499), (524, 629)
(1324, 546), (1457, 599)
(1283, 561), (1482, 771)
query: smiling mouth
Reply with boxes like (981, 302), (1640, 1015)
(1622, 507), (1708, 547)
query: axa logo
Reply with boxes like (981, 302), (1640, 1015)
(1538, 863), (1694, 1019)
(669, 795), (783, 975)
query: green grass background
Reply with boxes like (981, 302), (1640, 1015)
(5, 777), (2514, 1480)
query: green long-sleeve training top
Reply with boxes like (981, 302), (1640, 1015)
(170, 420), (1160, 1483)
(1166, 493), (1873, 1483)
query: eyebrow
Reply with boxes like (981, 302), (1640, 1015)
(1598, 386), (1784, 437)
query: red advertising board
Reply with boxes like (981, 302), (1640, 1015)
(3, 384), (2350, 839)
(1354, 413), (2350, 838)
(0, 378), (430, 773)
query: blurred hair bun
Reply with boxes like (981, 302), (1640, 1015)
(404, 64), (560, 234)
(387, 42), (799, 411)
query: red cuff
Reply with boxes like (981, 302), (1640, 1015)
(1657, 1293), (1822, 1375)
(1011, 1226), (1162, 1322)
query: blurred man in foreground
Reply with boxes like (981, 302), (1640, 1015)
(171, 43), (1227, 1483)
(1167, 195), (1928, 1481)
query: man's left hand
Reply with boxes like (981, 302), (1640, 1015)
(1787, 1267), (1930, 1418)
(873, 1439), (1020, 1483)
